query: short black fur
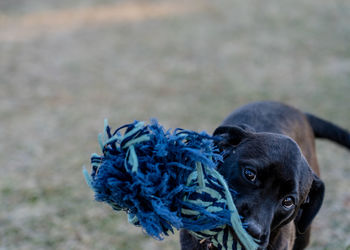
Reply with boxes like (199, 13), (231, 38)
(180, 101), (350, 250)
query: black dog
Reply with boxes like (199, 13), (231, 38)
(180, 101), (350, 250)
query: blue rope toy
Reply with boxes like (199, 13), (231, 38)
(84, 119), (258, 250)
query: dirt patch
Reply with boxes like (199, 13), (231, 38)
(0, 1), (199, 41)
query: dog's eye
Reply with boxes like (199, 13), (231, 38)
(282, 196), (295, 209)
(243, 168), (256, 182)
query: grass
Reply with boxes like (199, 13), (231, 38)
(0, 0), (349, 249)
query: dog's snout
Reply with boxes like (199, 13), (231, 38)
(246, 221), (268, 243)
(246, 221), (262, 239)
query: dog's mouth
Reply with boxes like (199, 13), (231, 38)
(198, 231), (269, 250)
(255, 241), (268, 250)
(251, 237), (269, 250)
(199, 238), (216, 249)
(201, 238), (268, 250)
(253, 235), (271, 250)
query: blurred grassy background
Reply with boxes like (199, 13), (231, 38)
(0, 0), (349, 249)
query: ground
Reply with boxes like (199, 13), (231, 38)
(0, 0), (349, 249)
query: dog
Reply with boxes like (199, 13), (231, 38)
(180, 101), (350, 250)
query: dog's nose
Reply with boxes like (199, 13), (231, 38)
(246, 221), (264, 241)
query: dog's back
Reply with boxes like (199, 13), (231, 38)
(220, 101), (350, 170)
(220, 101), (320, 174)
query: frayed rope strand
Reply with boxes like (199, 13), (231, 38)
(85, 120), (257, 250)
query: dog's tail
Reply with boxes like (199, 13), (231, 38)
(305, 113), (350, 149)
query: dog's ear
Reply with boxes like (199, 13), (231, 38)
(213, 125), (253, 148)
(296, 173), (325, 233)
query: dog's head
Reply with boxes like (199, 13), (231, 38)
(213, 125), (324, 249)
